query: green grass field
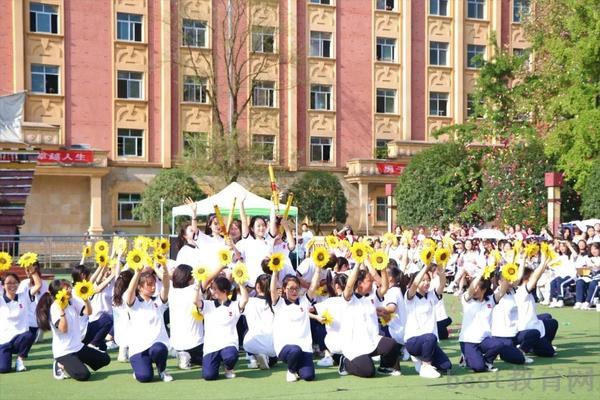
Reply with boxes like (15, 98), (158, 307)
(1, 295), (599, 400)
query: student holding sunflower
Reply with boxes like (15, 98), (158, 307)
(36, 279), (110, 381)
(0, 265), (42, 373)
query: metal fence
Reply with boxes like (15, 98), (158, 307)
(0, 234), (170, 268)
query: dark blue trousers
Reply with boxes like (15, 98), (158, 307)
(83, 312), (113, 351)
(575, 279), (599, 303)
(515, 313), (557, 357)
(437, 317), (452, 340)
(202, 346), (238, 381)
(405, 333), (452, 372)
(0, 331), (36, 373)
(492, 336), (525, 364)
(460, 337), (504, 372)
(278, 345), (315, 381)
(130, 342), (168, 383)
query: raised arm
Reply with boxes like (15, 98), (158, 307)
(240, 198), (249, 239)
(201, 264), (227, 291)
(407, 264), (430, 300)
(27, 267), (42, 297)
(160, 265), (170, 303)
(82, 298), (92, 316)
(89, 264), (104, 285)
(376, 268), (389, 298)
(126, 269), (141, 307)
(270, 270), (280, 304)
(435, 265), (446, 296)
(269, 204), (278, 238)
(343, 263), (361, 301)
(185, 197), (199, 235)
(306, 267), (320, 300)
(526, 256), (549, 293)
(238, 283), (249, 311)
(494, 277), (510, 303)
(282, 219), (296, 251)
(464, 272), (482, 302)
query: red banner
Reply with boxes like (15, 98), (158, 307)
(376, 162), (405, 175)
(38, 150), (94, 164)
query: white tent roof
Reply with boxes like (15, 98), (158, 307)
(171, 182), (298, 218)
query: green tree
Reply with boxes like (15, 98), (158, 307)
(133, 169), (205, 225)
(290, 172), (347, 234)
(580, 160), (600, 218)
(524, 0), (600, 191)
(394, 143), (482, 227)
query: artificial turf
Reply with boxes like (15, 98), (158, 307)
(1, 295), (598, 400)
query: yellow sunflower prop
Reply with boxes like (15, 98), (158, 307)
(423, 238), (437, 250)
(192, 265), (209, 283)
(108, 258), (118, 270)
(94, 240), (109, 255)
(351, 242), (368, 264)
(482, 264), (496, 280)
(18, 252), (37, 268)
(268, 253), (285, 273)
(191, 307), (204, 321)
(540, 242), (558, 261)
(315, 285), (328, 297)
(126, 249), (145, 271)
(524, 243), (540, 259)
(325, 235), (339, 249)
(321, 310), (334, 326)
(134, 236), (150, 252)
(490, 249), (502, 264)
(501, 263), (519, 283)
(339, 239), (351, 250)
(370, 250), (389, 271)
(379, 313), (398, 327)
(420, 247), (434, 266)
(156, 238), (170, 254)
(434, 247), (451, 267)
(217, 248), (232, 266)
(513, 240), (523, 258)
(383, 232), (398, 247)
(55, 288), (69, 310)
(154, 252), (167, 267)
(82, 245), (92, 259)
(312, 247), (329, 268)
(74, 280), (95, 301)
(95, 252), (109, 268)
(232, 262), (249, 285)
(113, 237), (128, 253)
(0, 252), (12, 271)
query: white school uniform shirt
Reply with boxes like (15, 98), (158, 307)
(202, 299), (241, 354)
(491, 289), (519, 338)
(296, 258), (329, 286)
(459, 295), (495, 343)
(195, 232), (226, 269)
(175, 243), (204, 268)
(341, 291), (383, 360)
(17, 278), (48, 328)
(112, 303), (130, 347)
(0, 292), (32, 344)
(126, 293), (170, 356)
(272, 241), (297, 286)
(236, 236), (273, 285)
(383, 286), (407, 345)
(314, 296), (346, 354)
(272, 294), (312, 356)
(515, 285), (545, 338)
(555, 255), (576, 279)
(404, 289), (441, 342)
(243, 296), (276, 357)
(463, 251), (483, 276)
(431, 275), (449, 322)
(50, 297), (86, 358)
(168, 285), (204, 351)
(89, 282), (114, 322)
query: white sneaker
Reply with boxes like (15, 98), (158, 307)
(549, 299), (557, 308)
(247, 356), (258, 369)
(177, 351), (191, 370)
(224, 369), (236, 379)
(458, 355), (466, 368)
(286, 370), (299, 382)
(555, 300), (564, 308)
(401, 348), (410, 361)
(485, 362), (498, 372)
(105, 340), (118, 351)
(52, 361), (65, 380)
(419, 363), (441, 379)
(255, 354), (270, 370)
(540, 299), (551, 306)
(597, 305), (600, 312)
(159, 370), (174, 382)
(169, 348), (178, 358)
(581, 302), (591, 310)
(317, 355), (334, 367)
(15, 357), (26, 372)
(371, 355), (381, 362)
(573, 302), (582, 309)
(118, 346), (129, 362)
(524, 356), (534, 364)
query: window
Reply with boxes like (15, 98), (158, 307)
(467, 0), (485, 19)
(116, 13), (142, 42)
(310, 31), (332, 58)
(513, 0), (529, 23)
(429, 41), (449, 66)
(375, 139), (391, 159)
(30, 2), (58, 33)
(183, 131), (209, 158)
(117, 71), (143, 99)
(376, 37), (396, 62)
(310, 137), (332, 162)
(429, 92), (448, 116)
(31, 64), (59, 94)
(117, 193), (141, 221)
(430, 0), (448, 16)
(183, 76), (207, 103)
(466, 94), (483, 118)
(252, 26), (275, 53)
(310, 0), (331, 4)
(376, 89), (396, 114)
(182, 19), (207, 47)
(117, 129), (144, 157)
(376, 196), (387, 222)
(252, 135), (276, 161)
(376, 0), (395, 11)
(467, 44), (486, 68)
(310, 84), (332, 110)
(253, 81), (275, 107)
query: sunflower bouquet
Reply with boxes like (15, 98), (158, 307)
(193, 265), (209, 283)
(482, 264), (497, 280)
(420, 246), (434, 266)
(126, 249), (146, 271)
(501, 263), (519, 283)
(18, 252), (38, 268)
(95, 252), (109, 268)
(232, 262), (249, 285)
(134, 236), (150, 252)
(369, 250), (389, 271)
(74, 280), (95, 301)
(312, 247), (329, 268)
(55, 288), (69, 310)
(524, 243), (540, 259)
(94, 240), (109, 255)
(350, 242), (368, 264)
(434, 247), (451, 267)
(382, 232), (398, 247)
(154, 252), (167, 267)
(268, 253), (285, 272)
(0, 252), (12, 271)
(155, 238), (170, 255)
(217, 248), (233, 266)
(325, 235), (339, 249)
(81, 245), (92, 259)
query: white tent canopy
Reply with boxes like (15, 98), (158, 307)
(171, 182), (298, 233)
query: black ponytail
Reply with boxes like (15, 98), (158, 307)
(36, 279), (70, 331)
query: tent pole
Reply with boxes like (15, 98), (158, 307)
(295, 217), (299, 268)
(171, 214), (175, 235)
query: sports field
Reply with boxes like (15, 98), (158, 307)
(1, 296), (598, 400)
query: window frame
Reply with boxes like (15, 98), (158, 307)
(429, 92), (449, 117)
(117, 71), (143, 100)
(376, 196), (387, 223)
(252, 26), (275, 53)
(376, 88), (396, 114)
(252, 134), (276, 162)
(29, 2), (58, 34)
(375, 139), (391, 159)
(31, 64), (59, 94)
(117, 128), (144, 157)
(310, 0), (331, 4)
(116, 12), (143, 42)
(310, 84), (333, 111)
(376, 37), (396, 62)
(429, 41), (449, 66)
(376, 0), (396, 12)
(467, 0), (486, 20)
(513, 0), (529, 23)
(182, 19), (207, 48)
(309, 31), (332, 58)
(252, 81), (276, 108)
(182, 75), (208, 103)
(429, 0), (449, 16)
(310, 136), (333, 163)
(117, 193), (142, 221)
(466, 44), (486, 68)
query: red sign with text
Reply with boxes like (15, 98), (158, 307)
(376, 162), (405, 175)
(38, 150), (94, 164)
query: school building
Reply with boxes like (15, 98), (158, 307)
(0, 0), (530, 236)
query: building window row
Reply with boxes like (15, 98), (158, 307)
(30, 2), (58, 34)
